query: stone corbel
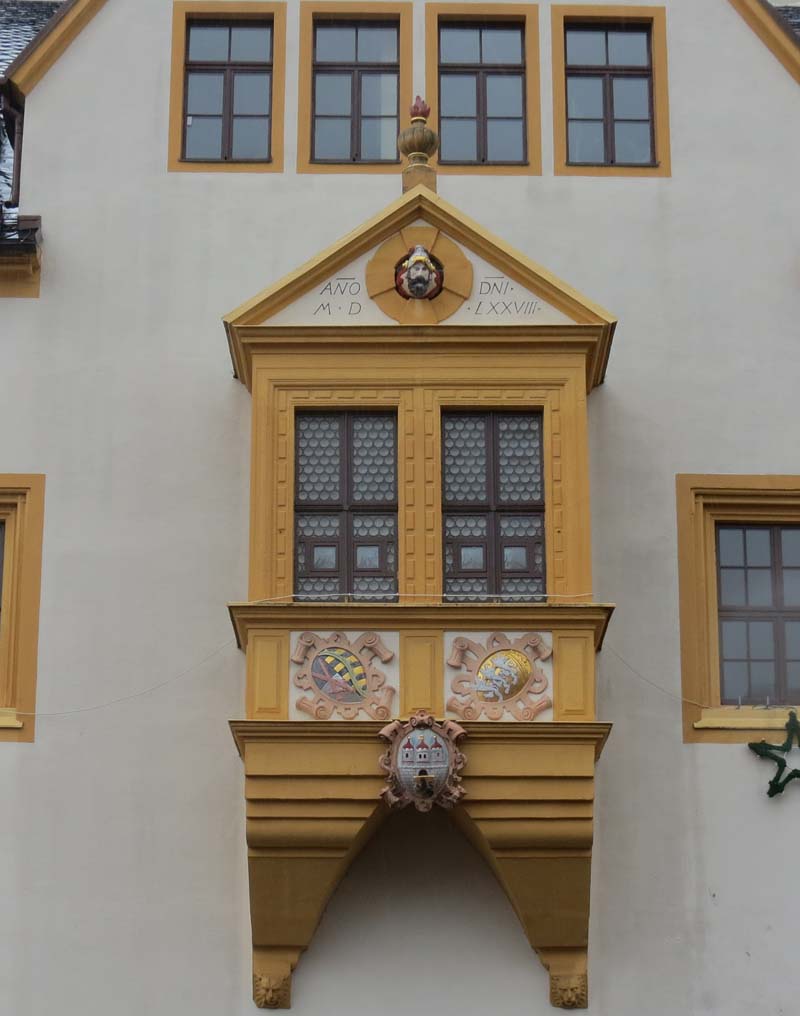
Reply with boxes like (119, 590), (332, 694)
(231, 720), (609, 1010)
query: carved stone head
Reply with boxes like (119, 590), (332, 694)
(395, 245), (444, 300)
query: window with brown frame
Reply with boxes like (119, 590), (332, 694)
(437, 22), (527, 165)
(311, 20), (400, 163)
(717, 524), (800, 705)
(182, 20), (273, 162)
(564, 22), (654, 167)
(294, 412), (398, 601)
(442, 412), (544, 601)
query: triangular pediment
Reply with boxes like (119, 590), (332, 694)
(224, 186), (616, 389)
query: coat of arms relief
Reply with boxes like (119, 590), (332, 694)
(290, 630), (397, 720)
(446, 631), (553, 721)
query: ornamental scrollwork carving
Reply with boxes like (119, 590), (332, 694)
(291, 630), (396, 720)
(446, 631), (553, 721)
(379, 709), (467, 812)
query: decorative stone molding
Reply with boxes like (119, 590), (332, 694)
(446, 631), (553, 721)
(253, 972), (292, 1009)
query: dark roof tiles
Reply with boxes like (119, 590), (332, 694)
(775, 6), (800, 40)
(0, 1), (63, 76)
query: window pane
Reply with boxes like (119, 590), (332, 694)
(460, 546), (485, 570)
(356, 545), (380, 570)
(445, 515), (488, 540)
(188, 25), (229, 61)
(719, 528), (744, 566)
(785, 621), (800, 659)
(782, 529), (800, 566)
(565, 29), (606, 66)
(612, 77), (649, 119)
(746, 528), (771, 566)
(232, 117), (269, 159)
(296, 414), (342, 501)
(567, 76), (603, 118)
(721, 620), (747, 659)
(185, 117), (223, 158)
(234, 73), (271, 114)
(722, 661), (748, 701)
(486, 74), (523, 117)
(360, 117), (398, 160)
(443, 416), (488, 502)
(351, 415), (396, 502)
(783, 569), (800, 605)
(787, 662), (800, 699)
(750, 661), (776, 700)
(747, 568), (773, 607)
(314, 117), (351, 159)
(567, 120), (604, 163)
(440, 26), (480, 64)
(357, 26), (397, 63)
(186, 72), (223, 114)
(719, 568), (746, 606)
(614, 121), (652, 164)
(297, 514), (340, 538)
(361, 73), (397, 115)
(440, 118), (478, 161)
(487, 119), (524, 162)
(748, 621), (774, 660)
(231, 25), (271, 61)
(481, 27), (523, 64)
(608, 30), (649, 67)
(500, 516), (542, 538)
(440, 74), (477, 116)
(313, 546), (337, 570)
(503, 546), (528, 571)
(316, 25), (356, 62)
(315, 73), (351, 114)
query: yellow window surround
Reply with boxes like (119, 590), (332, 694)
(0, 475), (45, 743)
(551, 4), (671, 178)
(677, 474), (800, 744)
(167, 1), (287, 173)
(424, 3), (542, 176)
(296, 1), (413, 174)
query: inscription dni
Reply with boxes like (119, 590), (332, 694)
(314, 276), (362, 318)
(466, 276), (540, 318)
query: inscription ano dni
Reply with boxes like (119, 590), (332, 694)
(466, 275), (541, 318)
(314, 276), (362, 318)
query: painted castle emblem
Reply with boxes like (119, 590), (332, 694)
(446, 632), (553, 721)
(395, 244), (444, 300)
(379, 710), (466, 811)
(291, 631), (395, 720)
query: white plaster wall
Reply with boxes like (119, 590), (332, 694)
(1, 1), (799, 1013)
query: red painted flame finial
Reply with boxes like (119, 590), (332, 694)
(410, 95), (430, 120)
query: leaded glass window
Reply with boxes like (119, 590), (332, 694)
(442, 411), (544, 601)
(295, 412), (397, 601)
(717, 525), (800, 704)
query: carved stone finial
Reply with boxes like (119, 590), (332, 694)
(398, 96), (438, 193)
(253, 973), (291, 1009)
(550, 974), (588, 1010)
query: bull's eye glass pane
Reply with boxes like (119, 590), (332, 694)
(312, 22), (399, 162)
(444, 412), (544, 601)
(718, 525), (800, 704)
(183, 21), (273, 162)
(565, 23), (654, 167)
(438, 21), (526, 165)
(295, 413), (397, 602)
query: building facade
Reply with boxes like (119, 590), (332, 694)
(2, 1), (800, 1014)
